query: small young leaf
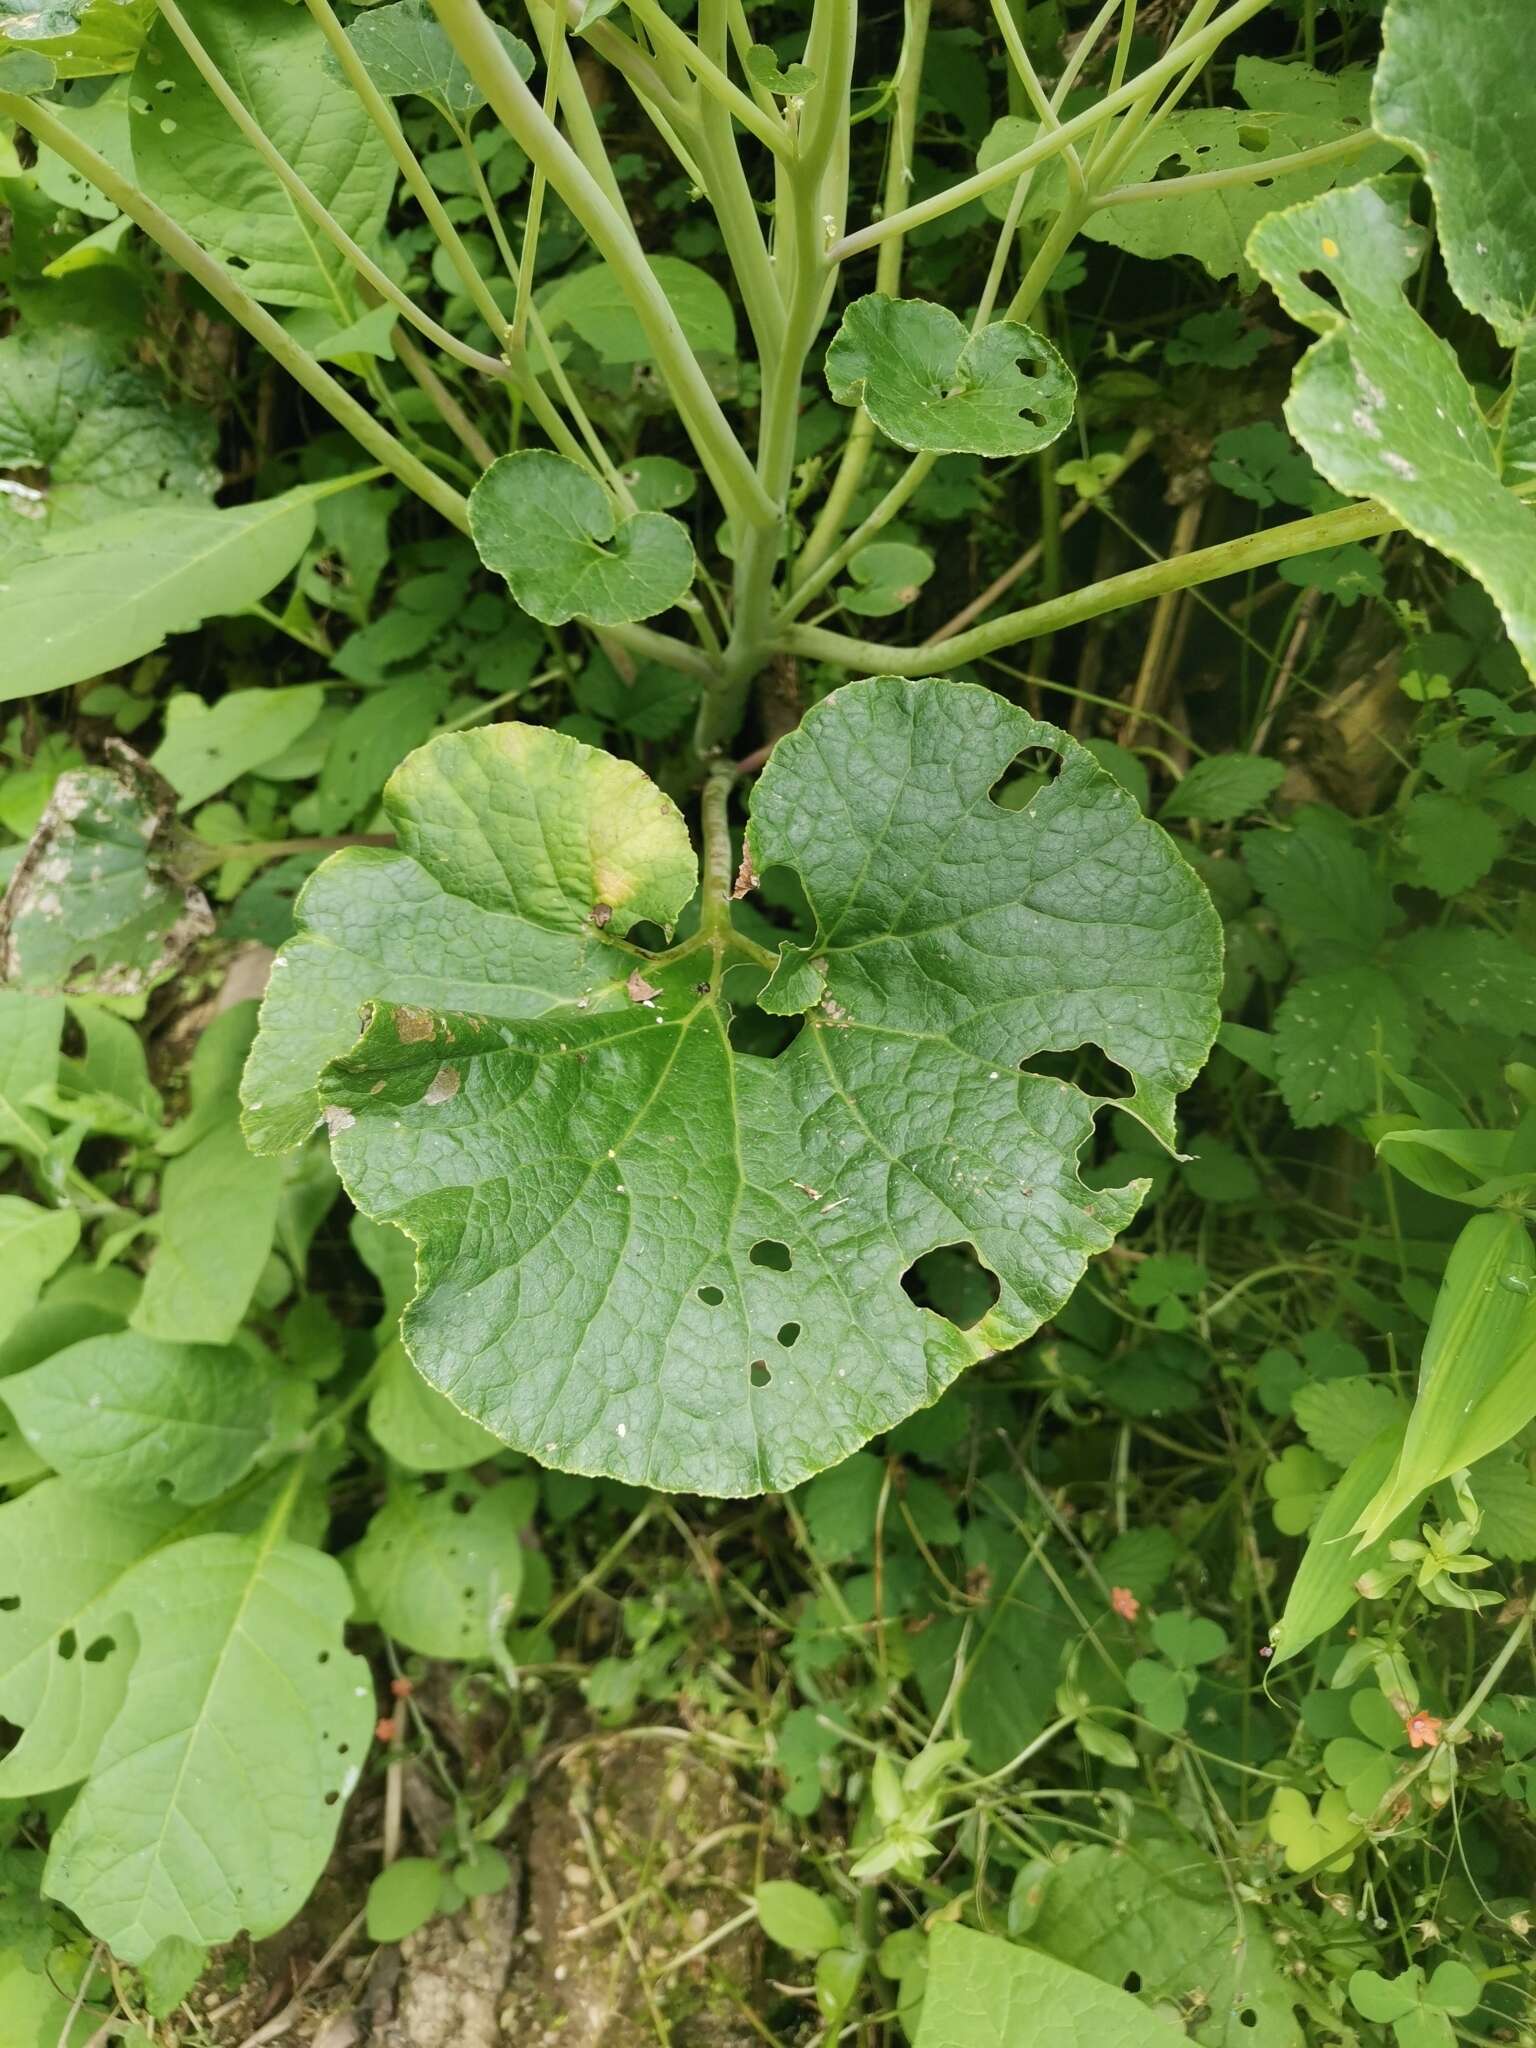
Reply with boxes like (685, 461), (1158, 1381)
(150, 686), (325, 811)
(0, 1197), (80, 1344)
(1293, 1377), (1406, 1469)
(825, 295), (1075, 458)
(353, 1477), (530, 1659)
(469, 450), (695, 626)
(366, 1858), (443, 1942)
(754, 1879), (844, 1958)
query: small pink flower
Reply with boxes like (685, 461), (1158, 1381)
(1403, 1710), (1444, 1750)
(1110, 1586), (1140, 1621)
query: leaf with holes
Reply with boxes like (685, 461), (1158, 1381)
(914, 1923), (1183, 2048)
(129, 0), (396, 310)
(343, 0), (532, 115)
(43, 1532), (373, 1962)
(243, 679), (1219, 1496)
(468, 449), (696, 626)
(4, 1332), (284, 1505)
(0, 745), (213, 996)
(352, 1475), (532, 1659)
(1248, 177), (1536, 680)
(0, 0), (155, 75)
(824, 296), (1075, 458)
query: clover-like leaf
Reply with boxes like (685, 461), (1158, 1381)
(469, 449), (696, 626)
(243, 680), (1219, 1497)
(1374, 0), (1535, 349)
(344, 0), (532, 115)
(0, 744), (213, 997)
(1248, 178), (1536, 679)
(825, 295), (1075, 458)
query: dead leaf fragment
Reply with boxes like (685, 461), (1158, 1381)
(627, 968), (660, 1004)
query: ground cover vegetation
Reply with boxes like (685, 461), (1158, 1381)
(1, 0), (1535, 2039)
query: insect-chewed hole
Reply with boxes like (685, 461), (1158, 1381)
(1239, 2012), (1258, 2030)
(749, 1238), (793, 1271)
(698, 1284), (725, 1306)
(900, 1243), (1001, 1330)
(1298, 267), (1344, 314)
(727, 1006), (805, 1059)
(749, 1360), (772, 1388)
(988, 744), (1063, 812)
(1020, 1042), (1132, 1102)
(777, 1321), (801, 1348)
(57, 1629), (78, 1661)
(1122, 1972), (1142, 1995)
(82, 1635), (115, 1664)
(155, 1477), (174, 1497)
(0, 1595), (19, 1613)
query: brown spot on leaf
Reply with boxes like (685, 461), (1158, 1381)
(627, 969), (660, 1004)
(396, 1005), (435, 1043)
(731, 853), (757, 901)
(591, 901), (614, 928)
(423, 1064), (461, 1106)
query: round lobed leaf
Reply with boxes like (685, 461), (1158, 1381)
(824, 295), (1075, 457)
(468, 449), (696, 626)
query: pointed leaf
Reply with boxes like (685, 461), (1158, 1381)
(343, 0), (532, 115)
(44, 1532), (373, 1962)
(1248, 177), (1536, 679)
(130, 0), (396, 310)
(825, 295), (1075, 457)
(914, 1923), (1182, 2048)
(469, 449), (695, 626)
(246, 681), (1218, 1496)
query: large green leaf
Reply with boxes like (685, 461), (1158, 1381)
(468, 450), (696, 626)
(1086, 57), (1398, 287)
(0, 0), (155, 75)
(1374, 0), (1536, 348)
(244, 681), (1219, 1496)
(1248, 178), (1536, 680)
(44, 1531), (373, 1962)
(914, 1924), (1181, 2048)
(825, 295), (1075, 457)
(5, 1333), (283, 1504)
(0, 746), (213, 997)
(0, 1479), (178, 1797)
(129, 0), (395, 311)
(343, 0), (533, 115)
(1023, 1836), (1305, 2047)
(0, 325), (217, 537)
(0, 486), (322, 701)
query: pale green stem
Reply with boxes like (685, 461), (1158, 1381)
(1005, 190), (1091, 326)
(693, 0), (785, 359)
(156, 0), (508, 383)
(1052, 0), (1128, 107)
(794, 0), (930, 582)
(781, 497), (1403, 673)
(972, 161), (1035, 331)
(0, 91), (471, 531)
(779, 451), (937, 623)
(987, 0), (1085, 197)
(525, 305), (637, 510)
(1088, 0), (1226, 186)
(393, 327), (497, 468)
(430, 0), (775, 530)
(833, 0), (1272, 260)
(1093, 128), (1379, 208)
(510, 22), (562, 350)
(698, 764), (737, 942)
(302, 0), (511, 341)
(621, 0), (789, 159)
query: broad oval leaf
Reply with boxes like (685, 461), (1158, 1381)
(4, 1331), (280, 1503)
(44, 1532), (373, 1963)
(0, 485), (322, 702)
(129, 0), (396, 310)
(825, 295), (1075, 457)
(343, 0), (533, 115)
(244, 680), (1219, 1496)
(914, 1923), (1182, 2048)
(0, 0), (155, 76)
(1248, 177), (1536, 680)
(352, 1475), (531, 1658)
(0, 745), (213, 997)
(468, 449), (696, 626)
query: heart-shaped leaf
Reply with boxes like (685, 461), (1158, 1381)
(1249, 178), (1536, 680)
(343, 0), (533, 115)
(825, 295), (1075, 457)
(469, 449), (696, 626)
(242, 679), (1219, 1496)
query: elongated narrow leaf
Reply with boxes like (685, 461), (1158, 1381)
(0, 488), (321, 701)
(246, 680), (1219, 1496)
(1248, 178), (1536, 679)
(468, 450), (695, 626)
(1268, 1423), (1408, 1665)
(44, 1532), (373, 1962)
(129, 1118), (285, 1345)
(130, 0), (395, 310)
(1354, 1212), (1536, 1545)
(825, 295), (1075, 457)
(1374, 0), (1536, 347)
